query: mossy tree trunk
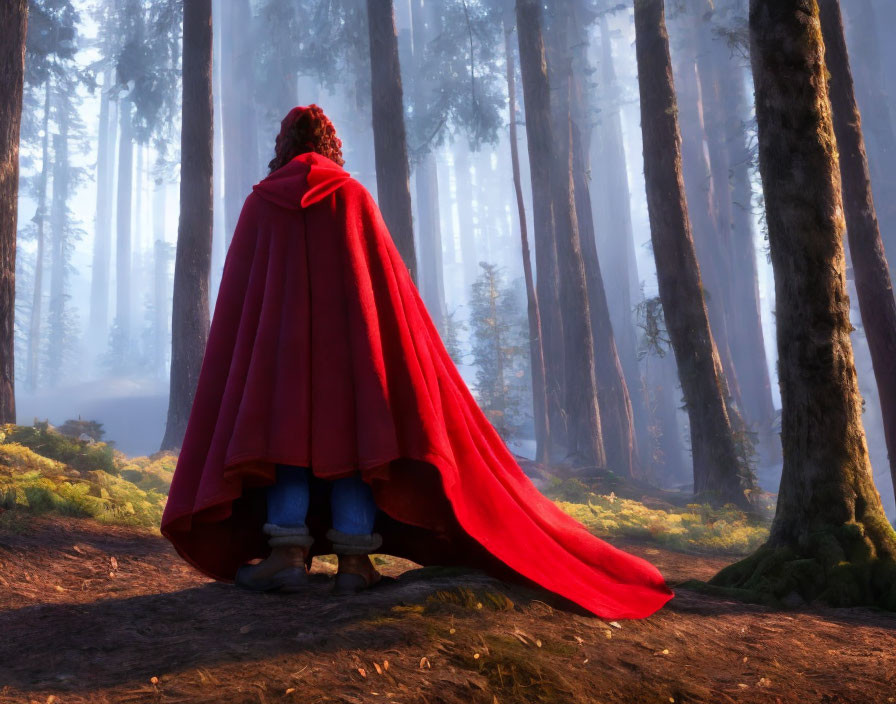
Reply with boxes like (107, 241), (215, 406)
(633, 0), (754, 508)
(710, 0), (896, 609)
(819, 0), (896, 514)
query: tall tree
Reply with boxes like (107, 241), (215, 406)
(819, 0), (896, 509)
(555, 1), (641, 479)
(220, 0), (258, 245)
(366, 0), (417, 284)
(503, 2), (550, 463)
(633, 0), (754, 507)
(87, 66), (115, 363)
(671, 7), (745, 416)
(27, 79), (51, 392)
(517, 0), (604, 468)
(711, 0), (896, 608)
(161, 0), (213, 451)
(408, 0), (447, 333)
(842, 0), (896, 280)
(694, 0), (776, 432)
(0, 0), (27, 422)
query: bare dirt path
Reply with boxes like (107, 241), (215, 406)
(1, 515), (894, 704)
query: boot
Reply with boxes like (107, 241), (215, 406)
(327, 528), (384, 595)
(235, 523), (314, 593)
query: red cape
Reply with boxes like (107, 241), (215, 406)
(161, 151), (674, 620)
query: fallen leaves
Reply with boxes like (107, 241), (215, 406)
(419, 657), (431, 670)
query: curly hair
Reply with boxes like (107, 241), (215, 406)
(268, 104), (345, 173)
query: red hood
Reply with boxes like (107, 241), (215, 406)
(252, 151), (352, 210)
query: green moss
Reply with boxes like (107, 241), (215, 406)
(704, 527), (896, 610)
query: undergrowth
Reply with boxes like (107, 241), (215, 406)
(0, 422), (173, 530)
(0, 422), (772, 554)
(545, 477), (770, 555)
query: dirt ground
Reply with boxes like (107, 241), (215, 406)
(1, 514), (894, 704)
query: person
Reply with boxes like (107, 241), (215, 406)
(161, 104), (674, 618)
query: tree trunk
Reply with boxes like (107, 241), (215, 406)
(820, 0), (896, 512)
(162, 0), (214, 451)
(366, 0), (417, 285)
(0, 0), (25, 421)
(220, 0), (258, 246)
(512, 9), (566, 459)
(842, 0), (896, 282)
(517, 0), (604, 469)
(504, 7), (550, 464)
(595, 14), (651, 461)
(711, 0), (896, 609)
(563, 7), (641, 479)
(410, 0), (446, 333)
(88, 69), (114, 363)
(673, 13), (745, 417)
(47, 128), (68, 388)
(719, 59), (777, 432)
(452, 142), (479, 295)
(153, 167), (168, 378)
(116, 98), (134, 342)
(28, 79), (51, 393)
(633, 0), (753, 507)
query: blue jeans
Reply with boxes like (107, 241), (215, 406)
(267, 464), (378, 535)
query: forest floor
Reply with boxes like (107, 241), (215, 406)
(1, 514), (895, 704)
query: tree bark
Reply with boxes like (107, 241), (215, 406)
(162, 0), (214, 451)
(504, 7), (550, 464)
(634, 0), (753, 507)
(366, 0), (417, 285)
(820, 0), (896, 511)
(517, 0), (604, 469)
(711, 0), (896, 609)
(0, 0), (25, 421)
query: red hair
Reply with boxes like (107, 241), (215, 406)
(268, 104), (345, 172)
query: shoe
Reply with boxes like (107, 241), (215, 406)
(333, 553), (383, 595)
(327, 528), (384, 595)
(235, 524), (314, 593)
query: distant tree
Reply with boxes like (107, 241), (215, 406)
(516, 0), (604, 469)
(469, 262), (530, 442)
(502, 1), (550, 463)
(441, 307), (468, 368)
(633, 0), (755, 508)
(819, 0), (896, 510)
(161, 0), (213, 451)
(0, 0), (27, 422)
(710, 0), (896, 608)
